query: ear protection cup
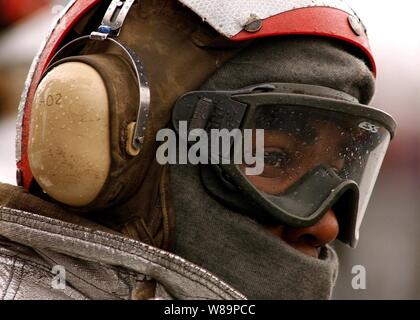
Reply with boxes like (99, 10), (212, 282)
(30, 59), (111, 207)
(27, 0), (153, 211)
(18, 0), (241, 209)
(30, 49), (150, 211)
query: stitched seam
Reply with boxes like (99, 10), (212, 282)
(0, 252), (52, 275)
(40, 226), (219, 298)
(0, 256), (16, 300)
(36, 251), (125, 300)
(0, 252), (91, 300)
(1, 251), (141, 280)
(0, 209), (243, 299)
(10, 262), (24, 300)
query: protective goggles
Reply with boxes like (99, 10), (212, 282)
(173, 83), (396, 247)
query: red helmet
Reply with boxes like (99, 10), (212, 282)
(16, 0), (375, 191)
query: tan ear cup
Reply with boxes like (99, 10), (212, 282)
(29, 62), (111, 207)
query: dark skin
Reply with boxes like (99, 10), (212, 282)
(245, 122), (347, 258)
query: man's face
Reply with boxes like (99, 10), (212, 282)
(243, 121), (348, 258)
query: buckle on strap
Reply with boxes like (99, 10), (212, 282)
(91, 0), (136, 40)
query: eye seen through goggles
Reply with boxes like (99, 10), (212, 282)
(173, 83), (396, 247)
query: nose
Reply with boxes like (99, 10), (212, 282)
(282, 209), (339, 248)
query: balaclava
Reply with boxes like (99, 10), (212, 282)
(171, 36), (375, 299)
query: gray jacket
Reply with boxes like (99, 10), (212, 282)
(0, 206), (246, 300)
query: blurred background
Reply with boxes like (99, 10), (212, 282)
(332, 0), (420, 300)
(0, 0), (419, 299)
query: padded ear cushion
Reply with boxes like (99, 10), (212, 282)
(30, 60), (111, 207)
(30, 53), (151, 211)
(26, 0), (244, 211)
